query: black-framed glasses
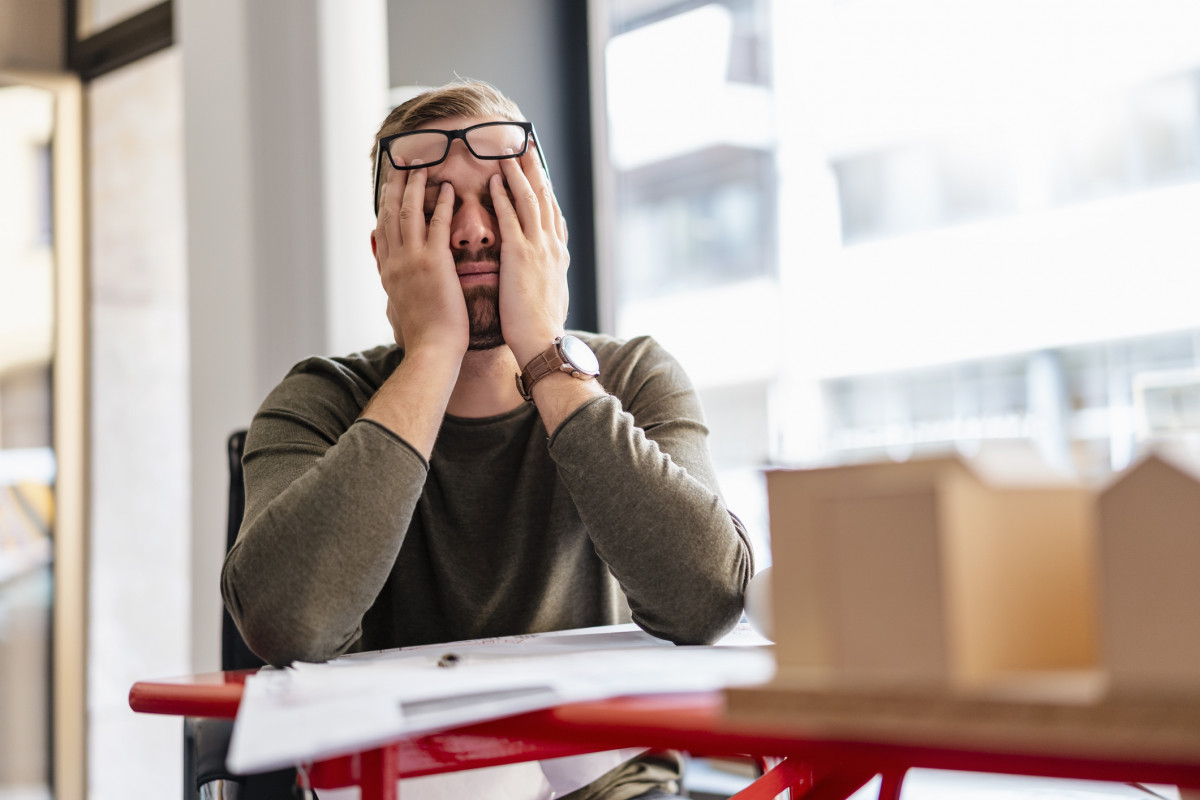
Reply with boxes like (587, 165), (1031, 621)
(373, 121), (549, 215)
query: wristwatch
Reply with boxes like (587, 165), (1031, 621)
(516, 335), (600, 403)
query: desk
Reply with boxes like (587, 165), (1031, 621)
(130, 671), (1200, 800)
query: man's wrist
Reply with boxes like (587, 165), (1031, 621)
(404, 339), (467, 370)
(515, 334), (600, 404)
(509, 330), (566, 371)
(360, 343), (462, 460)
(393, 344), (464, 397)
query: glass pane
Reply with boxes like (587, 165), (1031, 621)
(0, 82), (55, 800)
(389, 131), (453, 165)
(598, 0), (1200, 521)
(77, 0), (162, 38)
(601, 0), (776, 564)
(463, 123), (528, 156)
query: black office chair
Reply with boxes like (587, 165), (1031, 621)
(183, 431), (304, 800)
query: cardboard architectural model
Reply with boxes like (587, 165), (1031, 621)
(1097, 451), (1200, 693)
(766, 457), (1098, 688)
(765, 450), (1200, 692)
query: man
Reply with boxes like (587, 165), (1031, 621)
(222, 80), (753, 799)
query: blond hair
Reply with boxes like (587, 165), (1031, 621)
(370, 80), (525, 167)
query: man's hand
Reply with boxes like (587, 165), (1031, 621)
(491, 148), (606, 433)
(364, 162), (467, 458)
(491, 147), (571, 368)
(373, 161), (468, 361)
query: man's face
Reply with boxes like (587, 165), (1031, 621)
(396, 115), (518, 351)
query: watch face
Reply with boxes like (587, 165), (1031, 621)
(559, 335), (600, 376)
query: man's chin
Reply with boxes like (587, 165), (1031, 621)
(464, 284), (504, 352)
(467, 332), (505, 352)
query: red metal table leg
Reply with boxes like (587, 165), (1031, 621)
(877, 769), (907, 800)
(308, 744), (399, 800)
(732, 758), (878, 800)
(359, 744), (399, 800)
(731, 757), (812, 799)
(803, 768), (879, 800)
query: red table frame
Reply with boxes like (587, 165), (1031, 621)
(130, 670), (1200, 800)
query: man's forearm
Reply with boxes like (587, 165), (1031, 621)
(224, 418), (429, 665)
(527, 369), (608, 436)
(360, 346), (462, 458)
(548, 395), (754, 645)
(225, 347), (462, 667)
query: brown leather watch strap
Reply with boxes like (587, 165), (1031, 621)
(516, 341), (565, 402)
(516, 336), (599, 403)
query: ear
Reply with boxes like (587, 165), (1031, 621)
(370, 230), (380, 274)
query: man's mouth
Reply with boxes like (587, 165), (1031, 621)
(456, 260), (500, 277)
(455, 246), (501, 280)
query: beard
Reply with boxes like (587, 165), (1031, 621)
(464, 284), (504, 350)
(458, 245), (505, 351)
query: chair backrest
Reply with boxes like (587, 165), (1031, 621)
(221, 429), (265, 671)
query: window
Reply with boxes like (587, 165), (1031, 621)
(597, 0), (777, 560)
(593, 0), (1200, 566)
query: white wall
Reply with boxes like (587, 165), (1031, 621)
(87, 47), (190, 799)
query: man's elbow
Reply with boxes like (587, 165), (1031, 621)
(637, 586), (745, 646)
(235, 612), (336, 667)
(223, 576), (348, 667)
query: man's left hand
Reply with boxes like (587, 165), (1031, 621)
(491, 146), (571, 367)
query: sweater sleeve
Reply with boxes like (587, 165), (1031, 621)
(221, 356), (428, 666)
(547, 336), (754, 645)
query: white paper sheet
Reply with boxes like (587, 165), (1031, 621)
(227, 623), (774, 780)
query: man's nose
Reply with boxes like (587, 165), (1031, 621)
(451, 201), (495, 250)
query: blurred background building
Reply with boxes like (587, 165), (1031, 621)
(597, 0), (1200, 564)
(1, 0), (1198, 797)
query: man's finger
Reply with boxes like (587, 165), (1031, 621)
(544, 167), (568, 245)
(523, 146), (557, 233)
(399, 159), (427, 244)
(555, 202), (568, 246)
(499, 152), (541, 234)
(426, 182), (454, 246)
(378, 160), (412, 245)
(373, 226), (394, 271)
(490, 172), (523, 242)
(378, 174), (404, 250)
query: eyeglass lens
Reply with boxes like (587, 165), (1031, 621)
(387, 123), (529, 167)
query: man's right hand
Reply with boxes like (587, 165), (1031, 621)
(363, 162), (467, 459)
(373, 160), (467, 361)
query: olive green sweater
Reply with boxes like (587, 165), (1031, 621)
(222, 332), (753, 668)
